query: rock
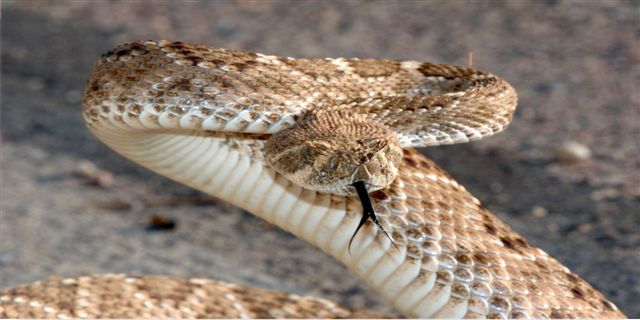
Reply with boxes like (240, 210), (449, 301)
(531, 205), (548, 218)
(147, 214), (177, 231)
(554, 141), (592, 164)
(74, 159), (114, 188)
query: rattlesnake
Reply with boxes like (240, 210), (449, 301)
(0, 40), (625, 318)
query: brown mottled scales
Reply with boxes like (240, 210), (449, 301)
(0, 274), (386, 318)
(1, 40), (624, 318)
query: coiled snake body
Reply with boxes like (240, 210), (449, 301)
(0, 41), (625, 318)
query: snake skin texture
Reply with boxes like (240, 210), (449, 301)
(0, 40), (625, 318)
(0, 274), (386, 318)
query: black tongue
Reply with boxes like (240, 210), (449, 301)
(348, 181), (398, 255)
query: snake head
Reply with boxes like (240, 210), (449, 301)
(264, 110), (403, 196)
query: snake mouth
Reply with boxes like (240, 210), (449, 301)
(333, 178), (384, 196)
(338, 165), (386, 194)
(352, 181), (384, 193)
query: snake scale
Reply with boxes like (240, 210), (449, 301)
(0, 40), (625, 318)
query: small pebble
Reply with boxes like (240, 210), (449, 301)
(554, 141), (592, 164)
(147, 214), (177, 231)
(74, 160), (114, 188)
(531, 205), (548, 218)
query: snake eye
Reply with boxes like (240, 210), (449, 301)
(319, 170), (328, 178)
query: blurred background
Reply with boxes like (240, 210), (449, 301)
(1, 1), (638, 317)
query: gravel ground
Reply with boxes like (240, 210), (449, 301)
(1, 1), (638, 317)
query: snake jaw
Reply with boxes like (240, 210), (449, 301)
(348, 180), (398, 256)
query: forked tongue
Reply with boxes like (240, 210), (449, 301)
(348, 181), (398, 255)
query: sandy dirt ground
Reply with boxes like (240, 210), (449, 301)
(1, 1), (638, 317)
